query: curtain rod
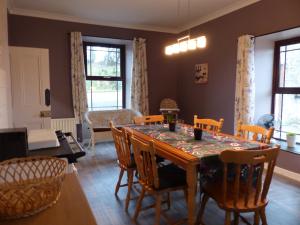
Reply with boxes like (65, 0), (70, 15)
(67, 33), (133, 41)
(252, 25), (300, 39)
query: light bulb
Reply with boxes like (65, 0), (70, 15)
(197, 36), (207, 48)
(188, 39), (197, 50)
(179, 41), (188, 52)
(172, 43), (180, 54)
(165, 45), (173, 55)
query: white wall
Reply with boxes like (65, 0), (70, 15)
(0, 0), (12, 128)
(254, 37), (274, 122)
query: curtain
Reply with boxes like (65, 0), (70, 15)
(70, 32), (87, 123)
(234, 35), (255, 132)
(131, 38), (149, 115)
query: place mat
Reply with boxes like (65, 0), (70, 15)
(130, 124), (263, 159)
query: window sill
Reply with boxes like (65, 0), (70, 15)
(273, 140), (300, 155)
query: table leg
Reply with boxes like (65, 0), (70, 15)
(187, 164), (197, 225)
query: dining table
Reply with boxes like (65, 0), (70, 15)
(124, 123), (268, 225)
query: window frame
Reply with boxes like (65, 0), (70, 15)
(271, 36), (300, 140)
(83, 41), (126, 110)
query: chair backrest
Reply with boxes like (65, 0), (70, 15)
(236, 121), (274, 144)
(130, 136), (159, 190)
(194, 115), (224, 133)
(134, 115), (164, 125)
(219, 147), (279, 209)
(110, 121), (132, 169)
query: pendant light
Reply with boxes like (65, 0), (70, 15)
(165, 0), (207, 56)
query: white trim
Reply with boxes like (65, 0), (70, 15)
(8, 7), (178, 34)
(179, 0), (261, 32)
(8, 0), (261, 34)
(273, 166), (300, 183)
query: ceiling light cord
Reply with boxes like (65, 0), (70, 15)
(164, 0), (206, 56)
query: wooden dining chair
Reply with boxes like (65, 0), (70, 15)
(194, 115), (224, 134)
(130, 136), (187, 224)
(134, 115), (164, 125)
(110, 121), (136, 211)
(197, 146), (279, 225)
(236, 121), (275, 144)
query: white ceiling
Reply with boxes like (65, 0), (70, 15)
(8, 0), (261, 33)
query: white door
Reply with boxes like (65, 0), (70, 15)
(10, 47), (51, 129)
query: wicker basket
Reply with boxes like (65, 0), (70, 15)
(0, 156), (67, 220)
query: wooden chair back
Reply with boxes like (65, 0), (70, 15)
(194, 115), (224, 133)
(130, 136), (159, 190)
(110, 121), (132, 169)
(236, 121), (274, 144)
(134, 115), (164, 125)
(219, 146), (279, 209)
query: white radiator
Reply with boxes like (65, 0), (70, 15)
(51, 118), (78, 139)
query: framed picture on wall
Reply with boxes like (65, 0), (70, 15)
(195, 63), (208, 84)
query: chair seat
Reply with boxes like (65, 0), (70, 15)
(203, 180), (268, 211)
(156, 164), (186, 190)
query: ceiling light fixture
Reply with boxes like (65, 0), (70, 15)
(164, 0), (207, 56)
(165, 35), (206, 56)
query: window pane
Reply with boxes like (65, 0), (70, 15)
(274, 94), (300, 142)
(284, 49), (300, 87)
(279, 46), (300, 88)
(86, 45), (121, 77)
(87, 80), (123, 110)
(86, 80), (92, 108)
(279, 51), (286, 87)
(280, 46), (286, 52)
(286, 43), (300, 51)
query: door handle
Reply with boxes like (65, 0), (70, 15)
(45, 89), (50, 106)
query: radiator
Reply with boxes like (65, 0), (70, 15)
(51, 118), (78, 139)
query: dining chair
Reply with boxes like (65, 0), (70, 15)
(134, 115), (164, 125)
(194, 115), (224, 134)
(197, 146), (279, 225)
(110, 121), (136, 211)
(236, 121), (275, 144)
(130, 136), (187, 224)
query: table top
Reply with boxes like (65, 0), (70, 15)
(1, 173), (97, 225)
(128, 124), (266, 159)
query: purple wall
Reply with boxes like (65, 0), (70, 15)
(176, 0), (300, 134)
(8, 15), (179, 118)
(7, 0), (300, 173)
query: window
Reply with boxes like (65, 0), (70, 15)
(272, 37), (300, 143)
(83, 42), (126, 110)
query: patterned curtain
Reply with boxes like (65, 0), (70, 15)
(70, 32), (87, 123)
(131, 38), (149, 115)
(234, 35), (255, 132)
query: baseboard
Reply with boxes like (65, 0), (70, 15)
(273, 166), (300, 183)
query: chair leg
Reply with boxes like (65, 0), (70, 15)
(115, 168), (125, 196)
(166, 192), (171, 210)
(125, 169), (134, 211)
(183, 188), (188, 205)
(196, 194), (209, 224)
(259, 207), (268, 225)
(254, 211), (259, 225)
(225, 211), (231, 225)
(234, 212), (239, 225)
(134, 187), (145, 221)
(154, 194), (162, 225)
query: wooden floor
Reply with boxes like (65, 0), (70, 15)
(76, 142), (300, 225)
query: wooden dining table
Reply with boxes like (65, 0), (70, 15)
(124, 123), (267, 225)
